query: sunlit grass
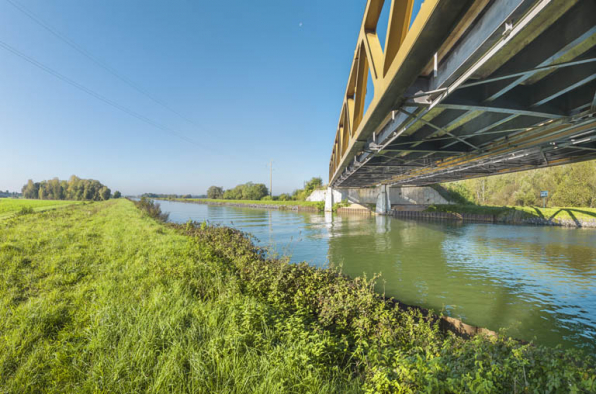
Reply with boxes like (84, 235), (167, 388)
(0, 198), (80, 219)
(0, 200), (357, 393)
(426, 204), (596, 222)
(1, 200), (593, 392)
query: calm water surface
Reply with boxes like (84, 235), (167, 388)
(158, 200), (596, 353)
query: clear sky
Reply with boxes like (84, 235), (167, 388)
(0, 0), (421, 196)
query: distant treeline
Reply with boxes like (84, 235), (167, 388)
(141, 193), (205, 199)
(22, 176), (119, 201)
(0, 191), (21, 198)
(206, 177), (324, 201)
(442, 161), (596, 207)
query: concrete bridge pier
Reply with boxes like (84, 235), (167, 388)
(375, 185), (391, 215)
(324, 187), (334, 212)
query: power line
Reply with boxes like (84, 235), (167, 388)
(0, 38), (208, 149)
(6, 0), (199, 126)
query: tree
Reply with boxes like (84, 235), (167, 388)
(22, 180), (39, 199)
(113, 191), (122, 199)
(242, 182), (268, 200)
(20, 176), (111, 201)
(99, 186), (111, 201)
(305, 177), (323, 194)
(207, 186), (224, 199)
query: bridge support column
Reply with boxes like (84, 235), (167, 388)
(324, 187), (334, 212)
(375, 185), (391, 215)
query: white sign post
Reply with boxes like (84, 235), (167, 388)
(540, 191), (548, 208)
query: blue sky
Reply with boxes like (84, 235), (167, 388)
(0, 0), (418, 195)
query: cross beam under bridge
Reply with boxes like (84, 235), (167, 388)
(329, 0), (596, 188)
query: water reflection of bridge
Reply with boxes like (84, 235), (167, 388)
(329, 0), (596, 188)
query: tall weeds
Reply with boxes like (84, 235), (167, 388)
(133, 197), (170, 222)
(178, 222), (596, 393)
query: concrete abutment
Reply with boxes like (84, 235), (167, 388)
(312, 185), (451, 214)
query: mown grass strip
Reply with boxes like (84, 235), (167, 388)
(0, 198), (81, 220)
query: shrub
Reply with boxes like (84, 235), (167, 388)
(133, 197), (169, 222)
(15, 206), (34, 216)
(176, 223), (596, 393)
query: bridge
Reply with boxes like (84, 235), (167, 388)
(326, 0), (596, 212)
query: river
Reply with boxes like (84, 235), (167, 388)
(158, 199), (596, 354)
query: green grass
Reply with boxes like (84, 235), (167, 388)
(0, 200), (358, 393)
(177, 198), (323, 210)
(0, 198), (80, 220)
(426, 204), (596, 222)
(1, 200), (594, 392)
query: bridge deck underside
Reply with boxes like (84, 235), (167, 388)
(333, 0), (596, 188)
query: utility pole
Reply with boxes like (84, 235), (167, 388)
(268, 160), (273, 197)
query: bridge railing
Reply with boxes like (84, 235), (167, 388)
(329, 0), (433, 182)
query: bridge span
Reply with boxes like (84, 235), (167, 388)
(328, 0), (596, 192)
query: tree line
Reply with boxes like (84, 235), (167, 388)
(141, 193), (200, 199)
(441, 161), (596, 207)
(21, 176), (119, 201)
(206, 177), (324, 201)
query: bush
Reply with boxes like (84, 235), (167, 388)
(176, 223), (596, 393)
(113, 191), (122, 199)
(15, 206), (34, 216)
(261, 196), (272, 201)
(278, 193), (292, 201)
(133, 197), (169, 222)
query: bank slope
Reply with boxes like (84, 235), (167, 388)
(0, 200), (594, 393)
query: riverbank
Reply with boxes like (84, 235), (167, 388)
(0, 200), (593, 392)
(423, 204), (596, 228)
(173, 197), (323, 212)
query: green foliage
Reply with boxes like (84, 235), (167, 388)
(113, 191), (122, 199)
(278, 193), (292, 201)
(133, 197), (170, 222)
(221, 182), (269, 201)
(0, 200), (358, 393)
(332, 199), (350, 212)
(1, 201), (593, 392)
(15, 206), (34, 216)
(442, 161), (596, 207)
(207, 186), (224, 199)
(292, 177), (325, 201)
(180, 222), (596, 393)
(21, 175), (111, 201)
(261, 195), (273, 201)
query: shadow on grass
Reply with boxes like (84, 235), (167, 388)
(568, 209), (596, 219)
(532, 207), (545, 219)
(548, 209), (564, 221)
(565, 209), (582, 227)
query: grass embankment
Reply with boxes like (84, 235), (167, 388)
(176, 198), (324, 211)
(0, 198), (80, 220)
(426, 204), (596, 223)
(1, 200), (594, 392)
